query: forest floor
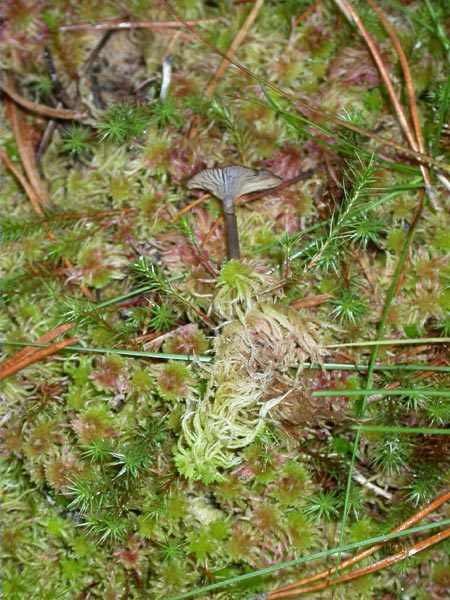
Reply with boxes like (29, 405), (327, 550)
(0, 1), (449, 599)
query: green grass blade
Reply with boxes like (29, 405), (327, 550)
(353, 425), (450, 435)
(0, 341), (213, 363)
(327, 337), (450, 348)
(313, 389), (450, 398)
(336, 200), (425, 567)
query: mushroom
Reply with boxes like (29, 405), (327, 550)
(187, 166), (281, 260)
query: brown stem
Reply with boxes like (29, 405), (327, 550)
(0, 149), (44, 216)
(334, 0), (441, 209)
(224, 211), (241, 260)
(4, 91), (49, 206)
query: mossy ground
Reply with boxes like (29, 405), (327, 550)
(0, 1), (449, 598)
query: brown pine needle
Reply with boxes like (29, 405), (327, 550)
(334, 0), (439, 208)
(0, 324), (74, 375)
(366, 0), (437, 207)
(4, 94), (49, 207)
(268, 526), (450, 598)
(268, 489), (450, 598)
(172, 193), (210, 221)
(205, 0), (265, 98)
(0, 324), (77, 381)
(0, 79), (84, 120)
(0, 149), (44, 216)
(290, 293), (332, 309)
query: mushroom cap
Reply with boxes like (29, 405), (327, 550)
(187, 166), (281, 212)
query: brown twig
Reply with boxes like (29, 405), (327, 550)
(59, 18), (219, 32)
(205, 0), (265, 98)
(0, 79), (84, 120)
(268, 525), (450, 598)
(268, 489), (450, 598)
(0, 324), (74, 375)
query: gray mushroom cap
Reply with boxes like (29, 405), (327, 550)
(187, 166), (281, 213)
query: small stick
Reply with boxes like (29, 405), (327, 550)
(83, 30), (114, 74)
(37, 118), (58, 163)
(172, 193), (210, 221)
(366, 0), (439, 208)
(290, 293), (332, 309)
(43, 46), (74, 108)
(0, 323), (74, 376)
(160, 55), (173, 101)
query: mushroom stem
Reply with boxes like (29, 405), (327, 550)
(224, 209), (241, 260)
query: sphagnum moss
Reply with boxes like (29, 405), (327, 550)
(1, 1), (449, 598)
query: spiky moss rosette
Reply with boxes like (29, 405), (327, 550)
(175, 260), (325, 484)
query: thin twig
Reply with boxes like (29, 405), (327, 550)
(172, 193), (210, 221)
(290, 293), (332, 309)
(272, 490), (450, 594)
(0, 324), (74, 378)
